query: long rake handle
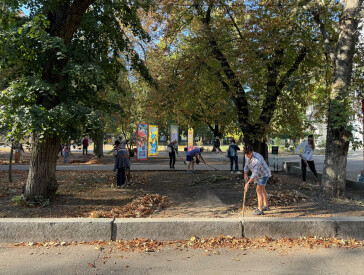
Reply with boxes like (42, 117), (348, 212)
(242, 189), (247, 217)
(308, 166), (319, 182)
(204, 162), (219, 171)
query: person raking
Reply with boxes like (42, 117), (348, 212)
(243, 145), (271, 215)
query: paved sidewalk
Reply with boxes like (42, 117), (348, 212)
(1, 244), (364, 274)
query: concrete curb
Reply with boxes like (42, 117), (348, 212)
(114, 218), (242, 241)
(0, 218), (113, 243)
(242, 217), (337, 239)
(1, 217), (364, 242)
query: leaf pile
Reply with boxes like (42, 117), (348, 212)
(88, 194), (169, 218)
(246, 190), (309, 207)
(16, 236), (364, 253)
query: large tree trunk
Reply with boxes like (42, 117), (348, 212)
(24, 134), (60, 200)
(322, 126), (351, 197)
(93, 129), (104, 158)
(321, 0), (363, 197)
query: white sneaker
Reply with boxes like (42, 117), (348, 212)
(236, 171), (241, 174)
(230, 171), (234, 174)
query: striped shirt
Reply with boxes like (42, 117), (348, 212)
(244, 152), (271, 182)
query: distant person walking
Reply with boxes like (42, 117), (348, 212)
(19, 143), (25, 163)
(228, 139), (241, 174)
(113, 142), (130, 188)
(186, 147), (205, 173)
(296, 134), (319, 186)
(167, 140), (178, 169)
(214, 136), (222, 154)
(63, 145), (69, 163)
(82, 136), (89, 155)
(244, 145), (271, 215)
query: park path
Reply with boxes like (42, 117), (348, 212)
(0, 150), (362, 181)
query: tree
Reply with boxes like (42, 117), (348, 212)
(145, 0), (323, 159)
(310, 0), (364, 196)
(0, 0), (154, 200)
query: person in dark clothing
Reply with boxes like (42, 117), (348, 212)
(214, 136), (222, 154)
(167, 140), (178, 168)
(82, 136), (89, 155)
(113, 142), (130, 188)
(228, 139), (241, 174)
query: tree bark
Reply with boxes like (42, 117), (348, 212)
(93, 129), (104, 158)
(207, 123), (223, 140)
(321, 0), (363, 197)
(8, 143), (13, 183)
(25, 134), (60, 200)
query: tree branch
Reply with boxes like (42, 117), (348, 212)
(220, 1), (267, 61)
(311, 9), (336, 63)
(62, 0), (95, 44)
(278, 47), (307, 90)
(194, 2), (249, 130)
(259, 47), (307, 128)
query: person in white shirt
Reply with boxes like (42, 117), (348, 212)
(296, 134), (319, 186)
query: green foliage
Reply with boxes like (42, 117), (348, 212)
(0, 1), (154, 143)
(12, 194), (50, 207)
(143, 0), (336, 143)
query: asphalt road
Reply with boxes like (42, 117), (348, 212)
(268, 151), (364, 181)
(0, 244), (363, 275)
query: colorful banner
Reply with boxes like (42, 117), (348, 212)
(170, 125), (179, 145)
(136, 123), (148, 160)
(148, 125), (158, 156)
(188, 128), (194, 152)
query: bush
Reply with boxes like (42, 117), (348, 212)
(12, 195), (50, 207)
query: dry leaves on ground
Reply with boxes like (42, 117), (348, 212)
(88, 194), (169, 218)
(268, 175), (283, 185)
(246, 190), (309, 207)
(15, 236), (364, 253)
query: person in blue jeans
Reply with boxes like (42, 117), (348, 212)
(63, 145), (69, 163)
(228, 139), (241, 174)
(243, 145), (271, 215)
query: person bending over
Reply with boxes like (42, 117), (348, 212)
(244, 145), (271, 215)
(186, 147), (205, 173)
